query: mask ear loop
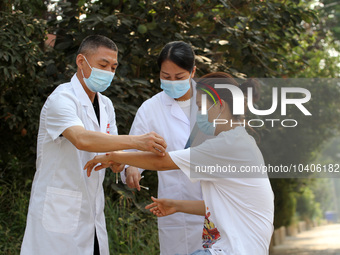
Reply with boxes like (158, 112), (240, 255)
(207, 102), (216, 112)
(81, 68), (86, 80)
(215, 102), (223, 120)
(186, 71), (193, 95)
(81, 54), (92, 69)
(206, 102), (222, 123)
(215, 110), (222, 120)
(80, 54), (92, 80)
(211, 100), (224, 120)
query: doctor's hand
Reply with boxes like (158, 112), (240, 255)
(84, 152), (122, 177)
(136, 132), (167, 156)
(145, 196), (177, 217)
(125, 166), (142, 191)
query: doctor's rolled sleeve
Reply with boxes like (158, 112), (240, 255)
(44, 92), (84, 141)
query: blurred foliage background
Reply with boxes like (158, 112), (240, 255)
(0, 0), (340, 254)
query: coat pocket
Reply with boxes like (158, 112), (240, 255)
(42, 187), (82, 233)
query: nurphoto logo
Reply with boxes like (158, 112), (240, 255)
(200, 84), (312, 128)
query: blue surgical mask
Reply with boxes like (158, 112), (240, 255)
(196, 103), (222, 136)
(81, 55), (115, 93)
(160, 75), (191, 99)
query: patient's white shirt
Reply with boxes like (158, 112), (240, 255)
(169, 126), (274, 255)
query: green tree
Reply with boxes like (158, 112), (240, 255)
(0, 9), (51, 254)
(295, 186), (322, 222)
(319, 0), (340, 41)
(0, 10), (50, 179)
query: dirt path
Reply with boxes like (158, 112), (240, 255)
(272, 224), (340, 255)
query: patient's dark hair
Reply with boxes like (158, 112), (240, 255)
(196, 72), (260, 118)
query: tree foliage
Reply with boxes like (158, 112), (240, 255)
(0, 10), (50, 180)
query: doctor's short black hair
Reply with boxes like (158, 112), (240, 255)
(77, 35), (118, 55)
(157, 41), (195, 72)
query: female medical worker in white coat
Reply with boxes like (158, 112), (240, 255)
(120, 41), (205, 255)
(85, 72), (274, 255)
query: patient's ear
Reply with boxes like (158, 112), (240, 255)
(220, 99), (227, 111)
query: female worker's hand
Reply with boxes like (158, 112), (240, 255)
(126, 166), (142, 191)
(84, 152), (122, 177)
(136, 132), (167, 156)
(145, 196), (177, 217)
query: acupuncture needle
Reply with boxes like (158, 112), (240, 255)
(140, 176), (149, 190)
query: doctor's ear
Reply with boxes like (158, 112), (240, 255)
(76, 54), (84, 69)
(76, 54), (87, 70)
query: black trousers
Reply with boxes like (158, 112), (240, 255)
(94, 230), (100, 255)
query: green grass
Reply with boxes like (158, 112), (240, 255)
(104, 173), (160, 254)
(105, 195), (159, 254)
(0, 175), (159, 255)
(0, 179), (30, 255)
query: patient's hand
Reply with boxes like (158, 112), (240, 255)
(145, 196), (177, 217)
(84, 152), (122, 177)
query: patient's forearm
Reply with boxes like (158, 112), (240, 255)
(110, 151), (179, 170)
(175, 200), (206, 216)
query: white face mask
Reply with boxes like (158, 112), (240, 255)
(160, 72), (192, 99)
(81, 55), (115, 92)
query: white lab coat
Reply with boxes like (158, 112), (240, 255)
(121, 88), (205, 255)
(21, 74), (118, 255)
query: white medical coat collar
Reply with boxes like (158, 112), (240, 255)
(160, 91), (190, 125)
(71, 74), (107, 129)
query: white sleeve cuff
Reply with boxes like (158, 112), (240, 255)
(120, 165), (145, 184)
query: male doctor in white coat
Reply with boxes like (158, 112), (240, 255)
(20, 35), (166, 255)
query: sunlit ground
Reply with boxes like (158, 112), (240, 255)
(273, 223), (340, 255)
